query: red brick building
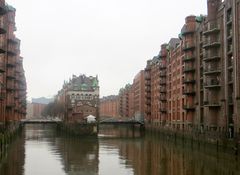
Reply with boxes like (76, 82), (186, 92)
(0, 2), (26, 130)
(56, 75), (99, 123)
(100, 95), (119, 118)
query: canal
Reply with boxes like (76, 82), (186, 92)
(0, 124), (240, 175)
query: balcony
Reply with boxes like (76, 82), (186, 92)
(0, 62), (4, 72)
(7, 80), (14, 90)
(160, 87), (166, 93)
(145, 93), (151, 99)
(0, 2), (6, 15)
(0, 37), (5, 53)
(183, 89), (196, 96)
(183, 104), (195, 111)
(160, 95), (166, 101)
(181, 24), (195, 36)
(145, 80), (150, 86)
(145, 86), (151, 92)
(7, 43), (18, 55)
(145, 99), (151, 105)
(203, 23), (220, 35)
(203, 38), (221, 48)
(227, 15), (232, 25)
(6, 99), (15, 108)
(228, 95), (233, 105)
(204, 66), (221, 75)
(160, 108), (167, 113)
(159, 64), (166, 70)
(203, 53), (221, 62)
(145, 74), (151, 80)
(160, 80), (166, 85)
(0, 16), (6, 34)
(183, 77), (195, 84)
(7, 68), (15, 79)
(182, 42), (195, 51)
(183, 55), (195, 62)
(204, 101), (221, 107)
(183, 65), (195, 73)
(160, 71), (166, 77)
(7, 56), (16, 67)
(204, 79), (221, 89)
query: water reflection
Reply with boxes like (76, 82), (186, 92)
(0, 124), (239, 175)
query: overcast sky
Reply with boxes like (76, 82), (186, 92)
(7, 0), (207, 100)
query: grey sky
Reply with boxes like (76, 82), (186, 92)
(7, 0), (207, 100)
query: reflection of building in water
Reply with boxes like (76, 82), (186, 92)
(0, 131), (25, 175)
(55, 137), (99, 175)
(116, 134), (240, 175)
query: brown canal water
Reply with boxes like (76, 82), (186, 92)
(0, 124), (239, 175)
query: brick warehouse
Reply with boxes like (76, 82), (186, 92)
(100, 70), (145, 121)
(145, 0), (240, 138)
(0, 1), (26, 131)
(102, 0), (240, 139)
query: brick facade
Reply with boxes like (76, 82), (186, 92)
(0, 1), (26, 129)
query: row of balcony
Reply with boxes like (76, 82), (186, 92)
(7, 43), (18, 55)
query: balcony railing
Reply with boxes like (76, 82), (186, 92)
(7, 68), (15, 79)
(7, 56), (16, 67)
(182, 42), (195, 51)
(0, 36), (5, 52)
(160, 87), (166, 93)
(159, 64), (166, 70)
(204, 79), (221, 88)
(183, 65), (195, 73)
(183, 89), (196, 95)
(183, 77), (195, 84)
(203, 38), (221, 48)
(160, 80), (166, 85)
(160, 95), (166, 101)
(0, 62), (4, 72)
(183, 104), (195, 111)
(203, 53), (221, 62)
(7, 80), (14, 90)
(183, 55), (195, 62)
(203, 23), (220, 35)
(7, 43), (18, 54)
(0, 16), (6, 34)
(204, 101), (221, 107)
(160, 71), (166, 77)
(145, 74), (151, 80)
(204, 66), (221, 74)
